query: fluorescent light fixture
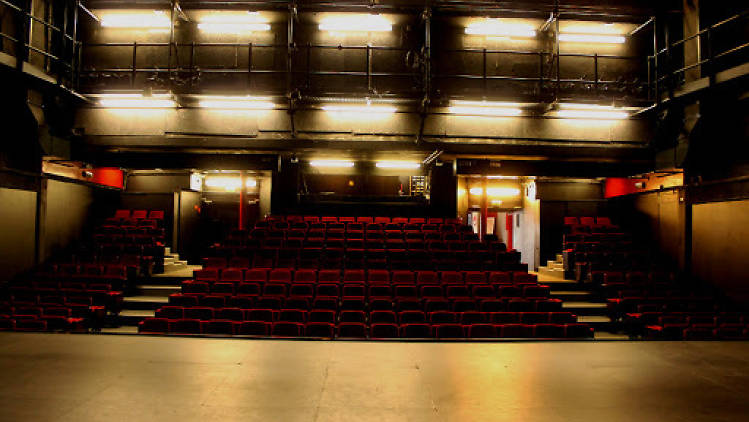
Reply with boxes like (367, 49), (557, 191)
(375, 161), (421, 169)
(203, 176), (256, 191)
(491, 199), (503, 206)
(96, 93), (175, 108)
(309, 160), (355, 168)
(557, 103), (628, 120)
(319, 14), (392, 33)
(197, 96), (275, 110)
(557, 110), (628, 119)
(559, 33), (625, 44)
(449, 101), (522, 117)
(465, 19), (536, 39)
(99, 10), (171, 29)
(469, 187), (483, 195)
(322, 104), (397, 114)
(487, 187), (521, 196)
(197, 12), (270, 34)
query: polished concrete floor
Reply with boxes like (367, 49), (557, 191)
(0, 334), (748, 421)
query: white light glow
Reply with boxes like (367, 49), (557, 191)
(449, 101), (523, 117)
(322, 104), (397, 114)
(557, 110), (629, 119)
(487, 187), (521, 196)
(310, 160), (355, 168)
(319, 14), (392, 33)
(99, 10), (171, 29)
(465, 19), (536, 39)
(491, 200), (503, 206)
(469, 187), (521, 196)
(375, 161), (421, 169)
(557, 103), (629, 119)
(197, 12), (270, 34)
(559, 33), (625, 44)
(204, 176), (256, 191)
(197, 96), (275, 110)
(96, 93), (175, 108)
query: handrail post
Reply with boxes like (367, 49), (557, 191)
(538, 52), (544, 95)
(131, 42), (137, 87)
(593, 53), (599, 96)
(247, 42), (253, 91)
(482, 48), (487, 96)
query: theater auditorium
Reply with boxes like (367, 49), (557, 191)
(0, 0), (748, 420)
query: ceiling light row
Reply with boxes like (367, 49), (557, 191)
(465, 19), (627, 43)
(310, 161), (421, 169)
(90, 94), (631, 119)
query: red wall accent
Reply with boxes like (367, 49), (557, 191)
(604, 178), (643, 198)
(92, 168), (124, 189)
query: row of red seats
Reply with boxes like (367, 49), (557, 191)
(8, 287), (123, 312)
(155, 307), (577, 325)
(265, 216), (461, 225)
(182, 281), (550, 300)
(139, 318), (592, 339)
(111, 209), (164, 220)
(0, 305), (87, 331)
(194, 268), (537, 284)
(252, 222), (473, 233)
(564, 217), (614, 226)
(246, 230), (482, 241)
(167, 293), (562, 313)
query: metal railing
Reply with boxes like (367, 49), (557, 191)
(650, 9), (749, 102)
(433, 48), (647, 99)
(0, 0), (78, 86)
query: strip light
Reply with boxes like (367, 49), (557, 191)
(469, 187), (521, 196)
(559, 33), (625, 44)
(319, 14), (392, 33)
(322, 104), (397, 114)
(557, 103), (628, 120)
(197, 96), (275, 110)
(204, 176), (256, 191)
(309, 160), (355, 168)
(449, 101), (522, 117)
(197, 12), (270, 34)
(465, 20), (536, 39)
(375, 161), (421, 169)
(99, 10), (171, 29)
(96, 93), (175, 108)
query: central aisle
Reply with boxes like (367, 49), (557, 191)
(0, 333), (748, 421)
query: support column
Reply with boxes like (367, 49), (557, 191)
(480, 178), (488, 241)
(682, 0), (701, 82)
(239, 171), (246, 230)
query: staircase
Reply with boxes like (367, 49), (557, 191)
(105, 247), (199, 334)
(536, 254), (626, 339)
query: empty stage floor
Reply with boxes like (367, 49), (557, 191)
(0, 334), (748, 421)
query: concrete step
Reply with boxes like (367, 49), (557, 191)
(562, 301), (608, 316)
(577, 315), (614, 331)
(100, 326), (139, 334)
(137, 285), (181, 296)
(117, 309), (156, 326)
(556, 253), (564, 262)
(593, 331), (631, 341)
(550, 290), (592, 301)
(123, 295), (169, 310)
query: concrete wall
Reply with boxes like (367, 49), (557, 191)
(692, 199), (749, 303)
(42, 179), (95, 260)
(0, 187), (38, 281)
(516, 183), (540, 271)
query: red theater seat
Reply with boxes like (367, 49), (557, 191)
(305, 322), (335, 338)
(337, 322), (367, 338)
(237, 321), (270, 335)
(400, 323), (431, 338)
(139, 318), (169, 334)
(272, 322), (304, 336)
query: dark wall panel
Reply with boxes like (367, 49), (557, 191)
(126, 174), (191, 193)
(0, 188), (37, 281)
(692, 200), (749, 303)
(42, 179), (95, 260)
(177, 191), (202, 263)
